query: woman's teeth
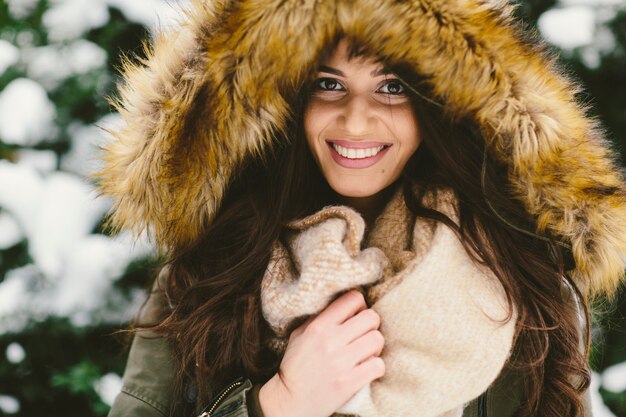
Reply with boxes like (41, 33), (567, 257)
(332, 144), (386, 159)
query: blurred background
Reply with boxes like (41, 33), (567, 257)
(0, 0), (624, 415)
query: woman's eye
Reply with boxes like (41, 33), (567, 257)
(378, 80), (406, 95)
(309, 77), (406, 98)
(312, 77), (344, 92)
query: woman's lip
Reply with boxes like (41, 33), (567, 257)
(326, 139), (392, 149)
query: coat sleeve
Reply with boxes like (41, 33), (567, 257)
(335, 223), (518, 417)
(107, 331), (175, 417)
(107, 270), (267, 417)
(107, 271), (176, 417)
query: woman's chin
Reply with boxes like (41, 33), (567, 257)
(328, 179), (392, 199)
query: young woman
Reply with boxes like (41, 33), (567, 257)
(97, 1), (626, 416)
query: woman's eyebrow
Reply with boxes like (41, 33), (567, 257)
(317, 65), (392, 77)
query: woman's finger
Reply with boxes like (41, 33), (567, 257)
(337, 308), (381, 346)
(343, 330), (385, 367)
(314, 289), (368, 327)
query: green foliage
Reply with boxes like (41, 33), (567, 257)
(602, 388), (626, 415)
(1, 318), (130, 416)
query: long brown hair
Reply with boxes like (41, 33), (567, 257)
(146, 40), (591, 417)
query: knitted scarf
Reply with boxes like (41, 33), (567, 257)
(260, 185), (517, 417)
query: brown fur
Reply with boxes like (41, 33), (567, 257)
(93, 0), (626, 299)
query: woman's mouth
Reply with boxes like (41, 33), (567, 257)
(326, 140), (392, 168)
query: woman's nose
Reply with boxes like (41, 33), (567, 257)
(337, 94), (375, 136)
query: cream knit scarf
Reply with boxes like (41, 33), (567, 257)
(260, 185), (517, 417)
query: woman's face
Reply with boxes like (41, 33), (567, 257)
(304, 39), (421, 198)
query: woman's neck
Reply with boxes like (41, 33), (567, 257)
(336, 182), (399, 231)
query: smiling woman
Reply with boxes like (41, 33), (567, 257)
(304, 39), (421, 205)
(96, 1), (626, 417)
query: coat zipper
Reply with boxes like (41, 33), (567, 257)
(197, 376), (245, 417)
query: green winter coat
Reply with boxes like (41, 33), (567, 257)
(107, 279), (593, 417)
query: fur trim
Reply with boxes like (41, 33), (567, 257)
(94, 0), (626, 295)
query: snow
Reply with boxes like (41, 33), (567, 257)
(16, 149), (58, 174)
(561, 0), (625, 5)
(22, 46), (73, 91)
(0, 161), (45, 239)
(15, 31), (36, 49)
(23, 40), (107, 91)
(107, 0), (190, 30)
(43, 0), (110, 42)
(0, 395), (20, 414)
(62, 114), (122, 177)
(0, 40), (19, 76)
(0, 266), (35, 320)
(5, 343), (26, 364)
(5, 0), (39, 20)
(28, 172), (110, 278)
(602, 361), (626, 393)
(538, 0), (624, 69)
(67, 40), (109, 74)
(0, 236), (154, 330)
(0, 161), (155, 330)
(0, 258), (150, 332)
(42, 0), (190, 42)
(591, 372), (618, 417)
(0, 163), (109, 254)
(94, 372), (123, 406)
(50, 233), (153, 324)
(0, 79), (57, 146)
(0, 212), (23, 250)
(538, 6), (596, 50)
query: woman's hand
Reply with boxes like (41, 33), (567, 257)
(259, 289), (385, 417)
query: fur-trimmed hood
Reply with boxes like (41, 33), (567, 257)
(95, 0), (626, 295)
